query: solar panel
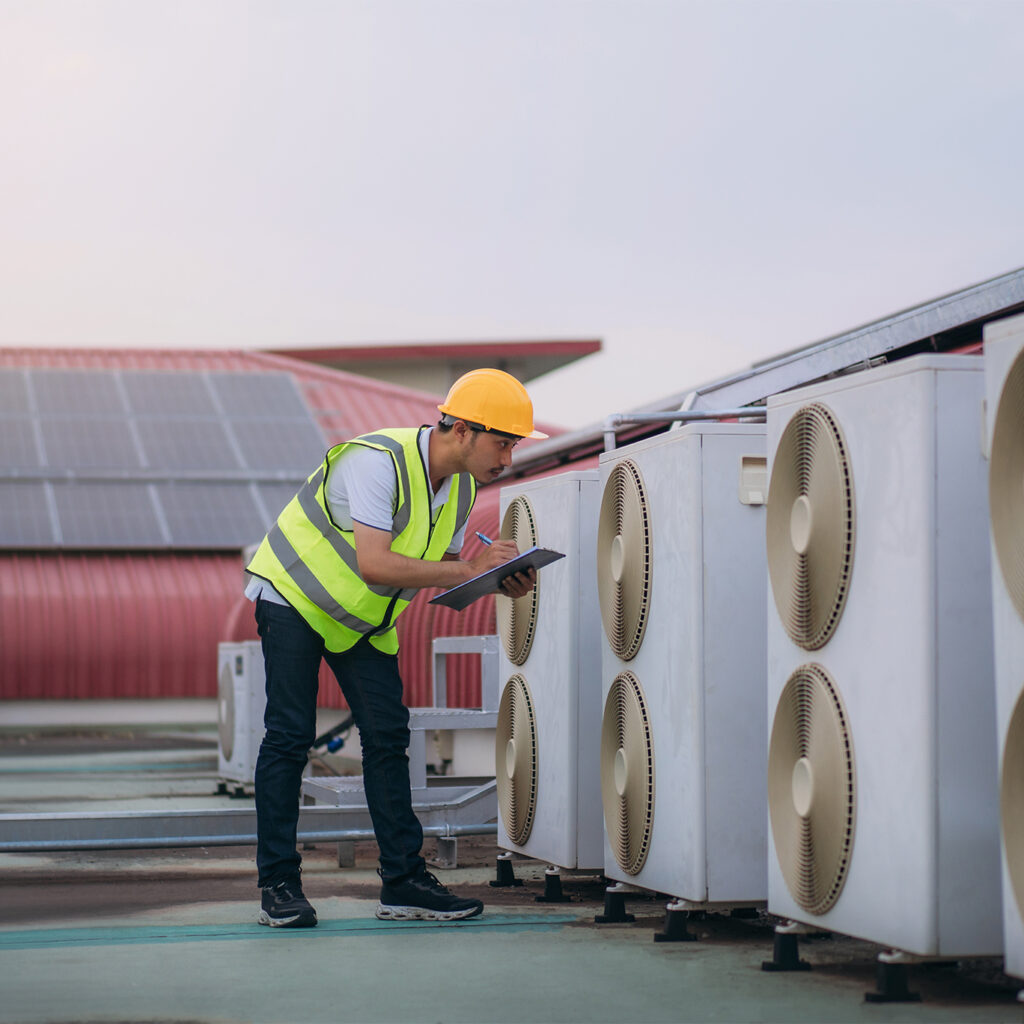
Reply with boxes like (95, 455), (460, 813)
(51, 482), (166, 547)
(156, 483), (271, 548)
(39, 418), (143, 471)
(135, 418), (241, 471)
(232, 419), (326, 472)
(0, 483), (57, 546)
(0, 370), (31, 414)
(122, 371), (218, 416)
(211, 372), (308, 417)
(32, 369), (124, 416)
(3, 368), (326, 550)
(257, 482), (301, 524)
(0, 419), (43, 468)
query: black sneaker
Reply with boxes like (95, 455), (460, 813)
(258, 878), (318, 928)
(376, 868), (484, 921)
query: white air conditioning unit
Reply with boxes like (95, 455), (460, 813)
(495, 470), (604, 870)
(765, 354), (1001, 957)
(984, 313), (1024, 985)
(217, 640), (267, 786)
(596, 422), (768, 904)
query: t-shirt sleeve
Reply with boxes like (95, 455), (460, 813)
(448, 521), (466, 556)
(327, 445), (397, 532)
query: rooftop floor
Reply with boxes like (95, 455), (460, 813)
(0, 703), (1020, 1024)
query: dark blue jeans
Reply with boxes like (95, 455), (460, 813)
(253, 598), (425, 888)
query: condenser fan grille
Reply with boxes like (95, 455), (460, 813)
(600, 671), (654, 875)
(990, 348), (1024, 620)
(218, 663), (235, 761)
(768, 664), (856, 916)
(1002, 688), (1024, 922)
(767, 403), (856, 651)
(495, 674), (538, 845)
(597, 461), (652, 660)
(496, 496), (539, 665)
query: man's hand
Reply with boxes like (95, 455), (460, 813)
(498, 566), (537, 599)
(465, 538), (520, 578)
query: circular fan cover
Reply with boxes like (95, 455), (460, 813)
(990, 348), (1024, 620)
(600, 671), (654, 875)
(495, 674), (537, 846)
(1002, 689), (1024, 922)
(217, 662), (235, 761)
(767, 403), (856, 651)
(496, 496), (539, 665)
(597, 461), (652, 661)
(768, 664), (856, 916)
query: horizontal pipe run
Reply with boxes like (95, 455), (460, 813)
(0, 822), (497, 854)
(602, 409), (766, 451)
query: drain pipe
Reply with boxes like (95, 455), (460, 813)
(602, 407), (766, 452)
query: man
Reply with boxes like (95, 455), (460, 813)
(244, 368), (545, 927)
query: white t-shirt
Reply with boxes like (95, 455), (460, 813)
(245, 428), (466, 605)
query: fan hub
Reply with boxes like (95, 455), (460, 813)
(791, 755), (814, 818)
(790, 495), (813, 556)
(610, 534), (625, 584)
(504, 738), (517, 780)
(613, 747), (629, 797)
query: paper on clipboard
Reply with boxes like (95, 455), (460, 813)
(428, 546), (565, 611)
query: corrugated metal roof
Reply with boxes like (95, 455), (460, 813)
(0, 552), (243, 699)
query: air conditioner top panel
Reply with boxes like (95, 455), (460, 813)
(985, 310), (1024, 348)
(767, 353), (982, 413)
(599, 420), (766, 467)
(500, 469), (599, 500)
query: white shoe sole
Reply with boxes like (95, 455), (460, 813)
(258, 909), (317, 928)
(375, 902), (483, 921)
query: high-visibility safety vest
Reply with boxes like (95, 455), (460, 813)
(246, 427), (477, 654)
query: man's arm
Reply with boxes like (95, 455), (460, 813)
(353, 522), (531, 594)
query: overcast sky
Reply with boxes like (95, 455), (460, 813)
(2, 0), (1022, 429)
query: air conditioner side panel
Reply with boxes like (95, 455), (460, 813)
(572, 475), (604, 867)
(700, 431), (768, 902)
(985, 313), (1024, 981)
(934, 365), (1001, 954)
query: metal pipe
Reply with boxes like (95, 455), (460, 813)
(0, 822), (498, 854)
(602, 408), (766, 452)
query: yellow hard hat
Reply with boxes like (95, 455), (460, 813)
(438, 368), (548, 439)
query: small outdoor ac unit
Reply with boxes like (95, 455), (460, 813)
(596, 422), (768, 904)
(984, 313), (1024, 984)
(765, 354), (1001, 956)
(217, 640), (267, 786)
(495, 470), (604, 870)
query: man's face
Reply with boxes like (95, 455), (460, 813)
(463, 429), (518, 483)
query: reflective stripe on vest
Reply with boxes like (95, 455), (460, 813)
(246, 427), (476, 654)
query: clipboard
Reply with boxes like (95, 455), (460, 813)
(428, 546), (565, 611)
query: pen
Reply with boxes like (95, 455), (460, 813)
(475, 531), (493, 546)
